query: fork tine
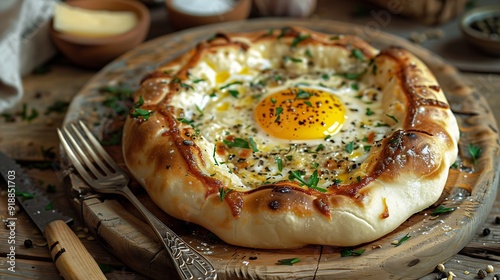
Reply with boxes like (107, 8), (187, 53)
(58, 128), (98, 185)
(62, 124), (105, 181)
(69, 122), (114, 176)
(77, 121), (122, 172)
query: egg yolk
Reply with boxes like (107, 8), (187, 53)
(254, 88), (345, 140)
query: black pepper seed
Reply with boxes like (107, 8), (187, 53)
(269, 200), (280, 210)
(483, 228), (491, 236)
(249, 256), (258, 260)
(478, 268), (487, 279)
(183, 140), (194, 146)
(24, 239), (33, 248)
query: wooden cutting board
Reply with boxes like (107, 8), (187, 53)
(61, 19), (500, 279)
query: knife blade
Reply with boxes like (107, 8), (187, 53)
(0, 151), (106, 280)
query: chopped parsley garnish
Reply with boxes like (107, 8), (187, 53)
(248, 137), (259, 152)
(296, 89), (311, 99)
(345, 141), (358, 154)
(351, 83), (359, 90)
(44, 202), (54, 211)
(333, 178), (342, 185)
(375, 122), (389, 127)
(16, 191), (34, 199)
(315, 144), (325, 152)
(321, 73), (329, 80)
(365, 108), (374, 116)
(220, 81), (243, 90)
(468, 144), (481, 165)
(283, 56), (303, 63)
(291, 33), (310, 48)
(192, 78), (206, 83)
(305, 49), (313, 58)
(393, 233), (411, 246)
(180, 83), (194, 90)
(363, 145), (372, 152)
(130, 95), (153, 120)
(386, 114), (399, 123)
(228, 90), (239, 98)
(342, 70), (366, 80)
(277, 258), (300, 265)
(21, 104), (38, 122)
(177, 118), (194, 125)
(304, 101), (313, 107)
(275, 107), (283, 122)
(276, 157), (283, 172)
(351, 49), (366, 61)
(213, 147), (220, 166)
(290, 170), (326, 192)
(431, 205), (455, 216)
(45, 100), (69, 115)
(218, 187), (232, 201)
(341, 248), (366, 257)
(223, 137), (259, 152)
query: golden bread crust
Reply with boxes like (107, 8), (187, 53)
(123, 27), (459, 248)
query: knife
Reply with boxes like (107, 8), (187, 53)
(0, 151), (106, 280)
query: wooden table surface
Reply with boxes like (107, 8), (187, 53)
(1, 1), (500, 279)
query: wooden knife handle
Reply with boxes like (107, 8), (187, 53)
(45, 220), (106, 280)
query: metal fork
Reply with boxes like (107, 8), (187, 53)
(57, 121), (217, 280)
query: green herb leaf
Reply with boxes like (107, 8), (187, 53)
(44, 100), (69, 115)
(365, 108), (374, 116)
(351, 83), (359, 90)
(296, 89), (311, 99)
(305, 49), (313, 58)
(277, 258), (300, 265)
(44, 202), (54, 211)
(342, 70), (366, 80)
(248, 137), (259, 152)
(16, 191), (34, 199)
(228, 90), (239, 98)
(386, 114), (399, 123)
(276, 157), (283, 172)
(341, 248), (366, 257)
(345, 141), (358, 154)
(220, 81), (243, 90)
(291, 33), (311, 48)
(351, 49), (366, 61)
(393, 233), (411, 247)
(283, 56), (303, 63)
(275, 107), (283, 122)
(333, 178), (343, 185)
(290, 170), (326, 192)
(315, 144), (325, 152)
(219, 187), (233, 201)
(468, 144), (481, 165)
(363, 145), (372, 152)
(431, 205), (455, 216)
(223, 138), (251, 149)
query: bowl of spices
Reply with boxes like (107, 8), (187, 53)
(165, 0), (251, 30)
(460, 5), (500, 55)
(49, 0), (150, 69)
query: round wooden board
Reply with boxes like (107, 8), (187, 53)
(62, 19), (500, 279)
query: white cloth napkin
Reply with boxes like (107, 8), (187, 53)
(0, 0), (57, 113)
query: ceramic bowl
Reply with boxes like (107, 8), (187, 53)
(49, 0), (150, 69)
(165, 0), (251, 30)
(460, 5), (500, 56)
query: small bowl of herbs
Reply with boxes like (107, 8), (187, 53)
(460, 5), (500, 55)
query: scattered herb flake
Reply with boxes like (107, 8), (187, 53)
(16, 191), (34, 199)
(290, 170), (326, 192)
(228, 90), (239, 98)
(276, 157), (283, 172)
(341, 248), (366, 257)
(44, 202), (54, 211)
(296, 89), (311, 99)
(220, 81), (242, 90)
(305, 49), (313, 58)
(283, 56), (303, 63)
(431, 205), (455, 216)
(468, 144), (481, 165)
(275, 107), (283, 122)
(365, 108), (374, 116)
(291, 33), (310, 48)
(223, 138), (251, 149)
(45, 100), (69, 115)
(277, 258), (300, 265)
(386, 114), (399, 123)
(218, 187), (233, 201)
(345, 141), (357, 154)
(248, 137), (259, 152)
(351, 49), (366, 61)
(394, 233), (411, 246)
